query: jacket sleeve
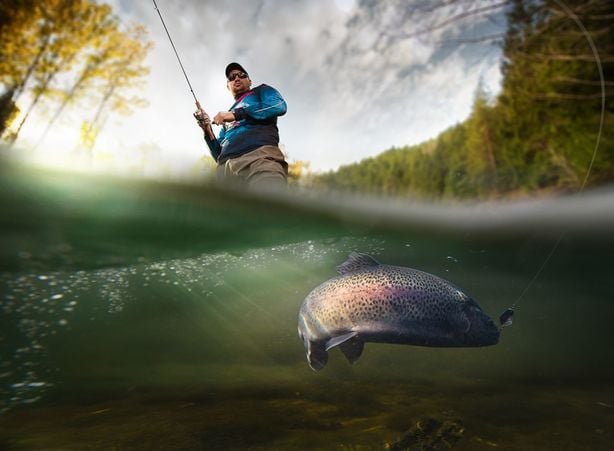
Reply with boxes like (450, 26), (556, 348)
(204, 128), (223, 162)
(233, 85), (287, 121)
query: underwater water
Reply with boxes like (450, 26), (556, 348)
(1, 160), (614, 450)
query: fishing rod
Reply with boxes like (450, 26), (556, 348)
(151, 0), (206, 114)
(498, 0), (605, 329)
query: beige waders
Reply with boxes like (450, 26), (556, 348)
(216, 145), (288, 190)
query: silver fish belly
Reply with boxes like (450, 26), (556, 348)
(298, 253), (500, 371)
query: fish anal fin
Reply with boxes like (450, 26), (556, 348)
(325, 331), (358, 351)
(336, 252), (380, 275)
(339, 337), (364, 365)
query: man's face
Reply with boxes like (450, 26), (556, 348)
(227, 70), (251, 97)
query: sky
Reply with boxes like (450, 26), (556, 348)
(15, 0), (508, 176)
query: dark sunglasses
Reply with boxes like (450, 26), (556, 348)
(227, 72), (248, 82)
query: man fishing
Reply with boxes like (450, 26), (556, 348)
(194, 63), (288, 189)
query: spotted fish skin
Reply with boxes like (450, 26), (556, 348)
(298, 253), (500, 371)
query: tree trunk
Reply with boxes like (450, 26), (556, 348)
(33, 69), (89, 149)
(12, 30), (51, 106)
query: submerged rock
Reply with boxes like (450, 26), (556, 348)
(385, 414), (464, 451)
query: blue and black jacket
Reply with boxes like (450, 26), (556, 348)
(205, 84), (287, 163)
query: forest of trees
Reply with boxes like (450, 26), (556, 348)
(313, 0), (613, 200)
(0, 0), (152, 151)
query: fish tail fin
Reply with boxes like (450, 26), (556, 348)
(307, 341), (328, 371)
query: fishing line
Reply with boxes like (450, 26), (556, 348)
(151, 0), (199, 104)
(499, 0), (606, 328)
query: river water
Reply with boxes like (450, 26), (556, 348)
(1, 159), (613, 450)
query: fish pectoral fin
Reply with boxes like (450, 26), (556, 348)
(339, 337), (364, 365)
(451, 309), (471, 334)
(324, 331), (358, 351)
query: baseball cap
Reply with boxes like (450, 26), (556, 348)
(225, 62), (248, 79)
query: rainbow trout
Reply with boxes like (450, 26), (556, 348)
(298, 253), (500, 371)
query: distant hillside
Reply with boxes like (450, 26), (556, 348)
(312, 0), (613, 200)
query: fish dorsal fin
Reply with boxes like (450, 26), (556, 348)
(336, 252), (380, 275)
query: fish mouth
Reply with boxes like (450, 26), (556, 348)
(463, 305), (500, 346)
(469, 318), (500, 346)
(480, 321), (501, 345)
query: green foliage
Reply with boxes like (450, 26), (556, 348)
(0, 0), (152, 146)
(0, 88), (19, 136)
(313, 0), (613, 199)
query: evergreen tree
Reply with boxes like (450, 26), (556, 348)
(311, 0), (613, 199)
